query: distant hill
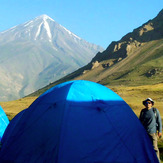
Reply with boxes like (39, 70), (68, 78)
(29, 9), (163, 97)
(0, 15), (103, 101)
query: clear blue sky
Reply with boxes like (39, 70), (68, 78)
(0, 0), (162, 49)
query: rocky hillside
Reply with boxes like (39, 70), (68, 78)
(29, 9), (163, 97)
(92, 9), (163, 62)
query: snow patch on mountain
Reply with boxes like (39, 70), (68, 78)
(37, 14), (55, 22)
(34, 15), (53, 42)
(1, 26), (17, 33)
(24, 21), (34, 27)
(60, 25), (81, 40)
(43, 19), (52, 42)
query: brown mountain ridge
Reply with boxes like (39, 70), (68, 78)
(30, 9), (163, 97)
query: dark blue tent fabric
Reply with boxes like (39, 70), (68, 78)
(0, 80), (159, 163)
(1, 109), (26, 145)
(0, 106), (9, 141)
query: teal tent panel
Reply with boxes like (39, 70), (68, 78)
(0, 106), (9, 141)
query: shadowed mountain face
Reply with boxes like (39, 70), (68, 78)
(30, 9), (163, 97)
(0, 15), (103, 101)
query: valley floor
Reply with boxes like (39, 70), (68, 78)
(1, 83), (163, 120)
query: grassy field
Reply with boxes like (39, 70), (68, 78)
(0, 96), (38, 120)
(1, 83), (163, 119)
(109, 83), (163, 118)
(0, 83), (163, 161)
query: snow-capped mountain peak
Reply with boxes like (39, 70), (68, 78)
(1, 14), (82, 43)
(35, 14), (55, 22)
(34, 15), (53, 41)
(0, 14), (104, 101)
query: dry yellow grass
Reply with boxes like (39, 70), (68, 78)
(109, 83), (163, 118)
(0, 83), (163, 120)
(0, 96), (37, 120)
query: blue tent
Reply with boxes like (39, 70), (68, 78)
(0, 80), (159, 162)
(0, 106), (9, 141)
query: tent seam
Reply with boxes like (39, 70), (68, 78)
(102, 109), (137, 162)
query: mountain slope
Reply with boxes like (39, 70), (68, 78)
(29, 9), (163, 97)
(0, 15), (103, 101)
